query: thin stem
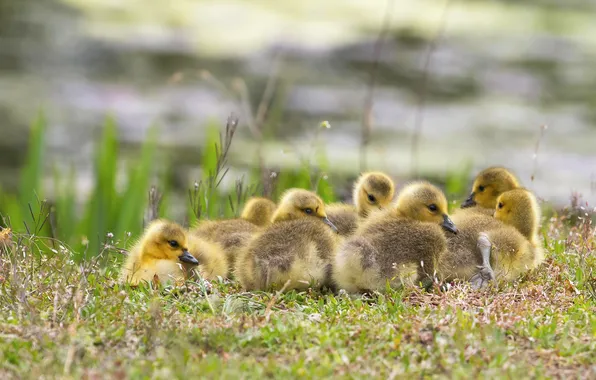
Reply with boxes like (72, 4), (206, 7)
(410, 0), (453, 178)
(361, 0), (395, 172)
(531, 125), (548, 183)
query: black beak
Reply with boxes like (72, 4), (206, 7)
(441, 214), (458, 234)
(461, 193), (476, 208)
(179, 250), (199, 265)
(322, 217), (339, 234)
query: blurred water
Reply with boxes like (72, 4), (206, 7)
(1, 0), (595, 206)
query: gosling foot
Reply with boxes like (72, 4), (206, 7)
(470, 233), (495, 289)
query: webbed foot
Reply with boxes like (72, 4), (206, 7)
(470, 233), (495, 289)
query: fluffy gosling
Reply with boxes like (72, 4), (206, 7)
(460, 166), (520, 213)
(440, 188), (543, 288)
(235, 188), (339, 291)
(120, 220), (198, 286)
(240, 197), (277, 227)
(326, 172), (395, 236)
(479, 188), (544, 283)
(333, 181), (457, 293)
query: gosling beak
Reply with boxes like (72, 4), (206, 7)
(178, 250), (199, 265)
(322, 217), (339, 234)
(441, 214), (458, 234)
(461, 193), (476, 208)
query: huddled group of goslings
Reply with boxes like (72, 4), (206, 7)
(119, 167), (544, 293)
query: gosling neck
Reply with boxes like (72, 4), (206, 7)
(353, 183), (365, 218)
(356, 200), (371, 219)
(393, 207), (411, 220)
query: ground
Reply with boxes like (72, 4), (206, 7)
(0, 215), (594, 379)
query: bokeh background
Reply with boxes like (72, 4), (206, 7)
(2, 0), (596, 212)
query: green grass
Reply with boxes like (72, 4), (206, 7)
(0, 208), (594, 379)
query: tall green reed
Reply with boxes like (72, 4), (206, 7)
(0, 112), (48, 235)
(1, 115), (158, 259)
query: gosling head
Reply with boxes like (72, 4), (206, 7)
(494, 188), (541, 241)
(353, 171), (396, 217)
(462, 167), (519, 209)
(394, 181), (458, 234)
(140, 220), (199, 265)
(241, 197), (277, 227)
(271, 188), (338, 233)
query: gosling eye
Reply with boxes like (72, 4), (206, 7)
(304, 208), (313, 214)
(428, 204), (438, 212)
(367, 194), (377, 203)
(168, 240), (180, 249)
(498, 202), (504, 209)
(478, 185), (485, 192)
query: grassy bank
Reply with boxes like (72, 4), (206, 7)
(0, 202), (594, 379)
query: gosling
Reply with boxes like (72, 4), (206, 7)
(333, 181), (458, 293)
(120, 220), (199, 286)
(478, 188), (544, 285)
(460, 166), (520, 214)
(326, 172), (395, 236)
(235, 188), (339, 291)
(240, 197), (277, 227)
(440, 188), (543, 288)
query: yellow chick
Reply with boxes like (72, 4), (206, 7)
(333, 181), (458, 293)
(326, 172), (395, 236)
(235, 188), (339, 291)
(443, 166), (521, 270)
(240, 197), (277, 227)
(460, 166), (520, 214)
(120, 220), (199, 286)
(479, 188), (544, 283)
(186, 233), (229, 280)
(440, 188), (543, 288)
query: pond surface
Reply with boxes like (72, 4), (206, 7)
(1, 0), (595, 206)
